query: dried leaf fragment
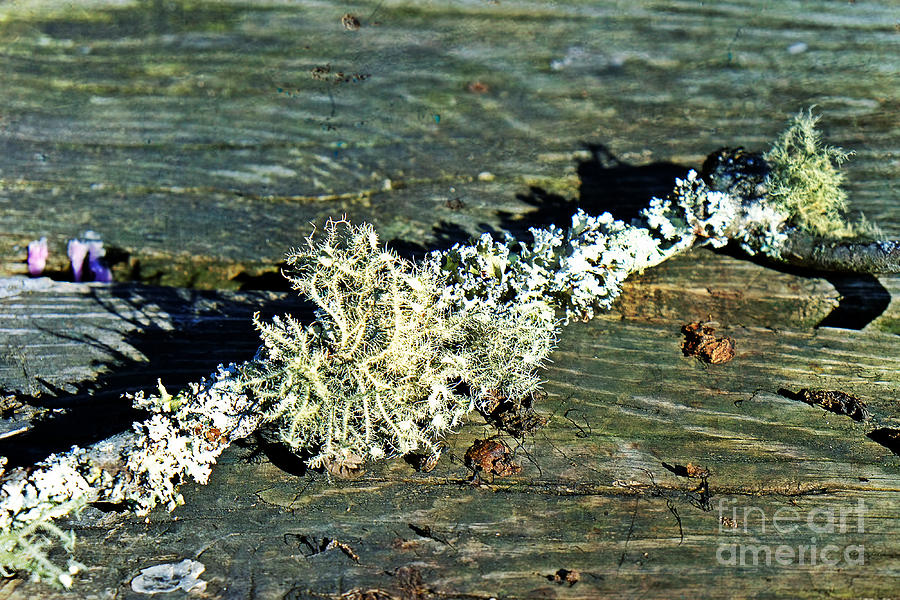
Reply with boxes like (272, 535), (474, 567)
(681, 321), (736, 364)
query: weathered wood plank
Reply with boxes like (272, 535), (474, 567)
(0, 0), (897, 597)
(1, 281), (899, 598)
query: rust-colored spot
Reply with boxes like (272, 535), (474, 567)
(464, 439), (521, 478)
(685, 462), (710, 478)
(467, 80), (490, 94)
(663, 461), (710, 479)
(681, 321), (736, 364)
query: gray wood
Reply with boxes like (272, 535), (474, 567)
(1, 262), (898, 598)
(0, 0), (897, 285)
(0, 0), (897, 597)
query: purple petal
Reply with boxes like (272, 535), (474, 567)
(86, 240), (112, 283)
(27, 238), (49, 276)
(67, 239), (89, 282)
(89, 259), (113, 283)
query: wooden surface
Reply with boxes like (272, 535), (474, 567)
(0, 0), (898, 598)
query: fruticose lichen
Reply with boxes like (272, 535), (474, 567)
(764, 109), (854, 238)
(243, 219), (553, 469)
(0, 111), (893, 587)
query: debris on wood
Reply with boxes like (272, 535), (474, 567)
(663, 461), (709, 479)
(685, 462), (709, 478)
(130, 559), (207, 595)
(393, 566), (430, 600)
(681, 321), (736, 364)
(867, 428), (900, 455)
(310, 64), (371, 84)
(287, 535), (360, 563)
(341, 13), (361, 30)
(546, 568), (580, 586)
(403, 447), (442, 473)
(340, 589), (393, 600)
(407, 524), (454, 548)
(444, 197), (465, 210)
(322, 452), (365, 478)
(778, 388), (870, 421)
(464, 439), (521, 478)
(478, 390), (548, 437)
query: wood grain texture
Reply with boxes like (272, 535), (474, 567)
(0, 0), (897, 597)
(0, 273), (898, 598)
(0, 0), (896, 285)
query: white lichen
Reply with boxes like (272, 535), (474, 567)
(433, 170), (747, 322)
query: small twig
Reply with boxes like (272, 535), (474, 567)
(777, 234), (900, 274)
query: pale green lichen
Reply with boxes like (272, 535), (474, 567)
(241, 219), (554, 469)
(764, 109), (854, 238)
(0, 497), (84, 588)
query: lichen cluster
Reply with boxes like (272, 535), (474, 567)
(434, 170), (747, 323)
(243, 219), (553, 469)
(764, 109), (854, 238)
(126, 366), (262, 512)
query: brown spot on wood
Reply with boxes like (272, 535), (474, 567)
(681, 321), (736, 364)
(478, 389), (548, 437)
(323, 452), (365, 478)
(341, 13), (361, 30)
(394, 566), (429, 600)
(547, 568), (579, 586)
(464, 439), (521, 477)
(310, 64), (370, 84)
(686, 462), (709, 478)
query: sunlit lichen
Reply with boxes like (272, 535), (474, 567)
(242, 219), (554, 469)
(764, 109), (854, 238)
(0, 462), (85, 590)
